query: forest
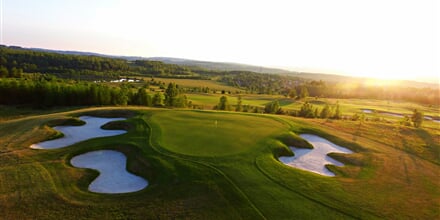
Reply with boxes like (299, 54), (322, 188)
(0, 75), (189, 108)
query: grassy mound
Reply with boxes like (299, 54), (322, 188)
(46, 117), (86, 127)
(277, 132), (313, 149)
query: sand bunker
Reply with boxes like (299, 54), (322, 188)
(71, 150), (148, 193)
(279, 134), (353, 177)
(30, 116), (127, 149)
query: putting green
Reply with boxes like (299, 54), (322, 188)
(150, 110), (287, 156)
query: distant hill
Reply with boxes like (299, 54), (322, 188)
(3, 45), (437, 88)
(31, 48), (146, 61)
(145, 57), (291, 74)
(11, 46), (293, 74)
(7, 46), (145, 61)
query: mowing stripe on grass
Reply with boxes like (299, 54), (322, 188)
(142, 114), (267, 219)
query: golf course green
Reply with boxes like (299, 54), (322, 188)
(150, 110), (287, 156)
(0, 107), (438, 219)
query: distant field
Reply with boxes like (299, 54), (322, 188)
(150, 77), (244, 92)
(276, 97), (439, 115)
(0, 107), (438, 219)
(186, 94), (439, 121)
(186, 93), (282, 109)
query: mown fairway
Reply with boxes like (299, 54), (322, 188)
(0, 107), (439, 219)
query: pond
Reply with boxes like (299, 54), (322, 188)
(279, 134), (353, 177)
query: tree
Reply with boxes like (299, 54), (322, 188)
(152, 92), (164, 106)
(320, 104), (331, 118)
(411, 109), (423, 128)
(400, 115), (412, 126)
(112, 86), (128, 106)
(288, 89), (297, 99)
(0, 66), (8, 77)
(332, 102), (341, 119)
(217, 96), (231, 111)
(235, 95), (243, 112)
(265, 100), (280, 114)
(299, 102), (315, 118)
(137, 88), (151, 106)
(175, 94), (188, 108)
(164, 82), (179, 107)
(300, 86), (309, 99)
(314, 108), (319, 118)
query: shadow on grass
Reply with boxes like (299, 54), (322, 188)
(413, 129), (440, 164)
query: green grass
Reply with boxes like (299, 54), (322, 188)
(0, 107), (439, 219)
(150, 110), (286, 156)
(0, 105), (83, 121)
(186, 93), (283, 109)
(279, 97), (439, 116)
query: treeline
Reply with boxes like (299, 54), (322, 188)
(132, 60), (195, 76)
(220, 72), (439, 105)
(290, 101), (341, 119)
(214, 96), (344, 120)
(0, 46), (128, 77)
(0, 77), (129, 107)
(0, 46), (205, 80)
(0, 77), (188, 108)
(219, 72), (304, 94)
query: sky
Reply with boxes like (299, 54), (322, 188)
(1, 0), (439, 83)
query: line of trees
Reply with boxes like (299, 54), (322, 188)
(291, 101), (342, 119)
(133, 60), (195, 76)
(0, 46), (204, 80)
(0, 78), (127, 107)
(0, 46), (129, 77)
(213, 96), (344, 120)
(212, 95), (428, 128)
(0, 77), (190, 108)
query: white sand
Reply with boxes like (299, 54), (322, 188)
(30, 116), (127, 149)
(279, 134), (353, 177)
(71, 150), (148, 193)
(362, 109), (373, 113)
